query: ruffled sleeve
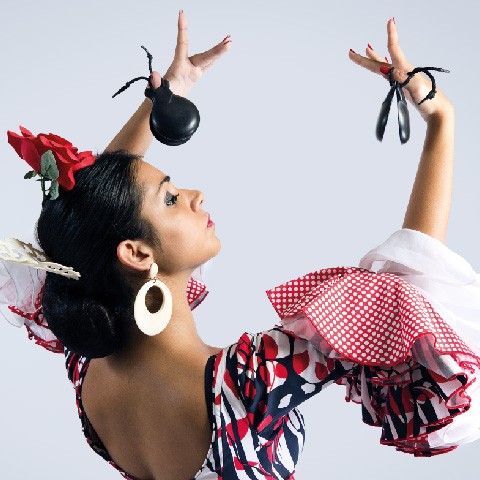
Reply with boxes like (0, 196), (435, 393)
(357, 227), (480, 452)
(259, 228), (480, 456)
(232, 325), (355, 439)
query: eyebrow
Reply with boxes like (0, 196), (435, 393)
(157, 175), (170, 194)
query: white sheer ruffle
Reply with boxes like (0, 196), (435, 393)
(0, 259), (62, 351)
(359, 228), (480, 356)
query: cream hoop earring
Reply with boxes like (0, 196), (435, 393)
(133, 262), (172, 336)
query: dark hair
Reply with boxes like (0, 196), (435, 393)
(36, 150), (159, 358)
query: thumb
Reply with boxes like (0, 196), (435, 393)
(150, 71), (162, 89)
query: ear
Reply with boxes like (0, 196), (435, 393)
(117, 239), (153, 273)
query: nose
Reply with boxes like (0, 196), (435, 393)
(191, 190), (204, 211)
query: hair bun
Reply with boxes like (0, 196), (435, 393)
(42, 273), (123, 358)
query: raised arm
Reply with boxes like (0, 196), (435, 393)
(105, 10), (231, 156)
(104, 98), (157, 156)
(400, 103), (453, 244)
(349, 18), (454, 244)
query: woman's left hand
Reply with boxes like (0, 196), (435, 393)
(349, 18), (453, 123)
(150, 10), (231, 97)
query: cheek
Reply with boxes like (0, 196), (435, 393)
(157, 219), (204, 266)
(160, 217), (196, 245)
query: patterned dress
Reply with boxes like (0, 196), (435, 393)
(3, 228), (480, 479)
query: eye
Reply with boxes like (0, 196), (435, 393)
(164, 191), (179, 206)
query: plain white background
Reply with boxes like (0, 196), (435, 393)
(1, 1), (479, 478)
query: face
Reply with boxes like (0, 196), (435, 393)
(136, 160), (221, 275)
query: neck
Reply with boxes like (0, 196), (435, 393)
(107, 270), (214, 367)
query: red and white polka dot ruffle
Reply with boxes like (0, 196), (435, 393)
(265, 228), (480, 453)
(266, 266), (480, 367)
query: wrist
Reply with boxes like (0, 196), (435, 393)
(427, 104), (455, 124)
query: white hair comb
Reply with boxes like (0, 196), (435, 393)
(0, 238), (80, 280)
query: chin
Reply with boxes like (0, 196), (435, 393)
(191, 239), (221, 271)
(209, 238), (221, 260)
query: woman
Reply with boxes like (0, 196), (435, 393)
(2, 11), (480, 480)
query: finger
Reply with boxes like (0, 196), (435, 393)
(190, 35), (232, 70)
(386, 18), (413, 69)
(349, 49), (388, 75)
(150, 71), (162, 89)
(365, 45), (392, 80)
(350, 49), (409, 84)
(174, 10), (188, 60)
(365, 44), (386, 63)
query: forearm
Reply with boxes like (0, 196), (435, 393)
(104, 99), (154, 156)
(402, 109), (455, 244)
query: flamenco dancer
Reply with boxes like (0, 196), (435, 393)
(1, 12), (480, 480)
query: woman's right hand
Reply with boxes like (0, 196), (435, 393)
(349, 18), (453, 122)
(148, 10), (231, 98)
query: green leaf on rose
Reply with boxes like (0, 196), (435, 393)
(40, 150), (59, 181)
(49, 180), (59, 200)
(24, 170), (38, 179)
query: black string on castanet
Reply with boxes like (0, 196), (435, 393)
(400, 67), (450, 105)
(112, 46), (154, 98)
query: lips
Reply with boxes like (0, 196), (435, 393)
(207, 213), (214, 227)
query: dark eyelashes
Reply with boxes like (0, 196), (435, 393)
(164, 192), (179, 206)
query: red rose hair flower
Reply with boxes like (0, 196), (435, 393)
(7, 126), (97, 191)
